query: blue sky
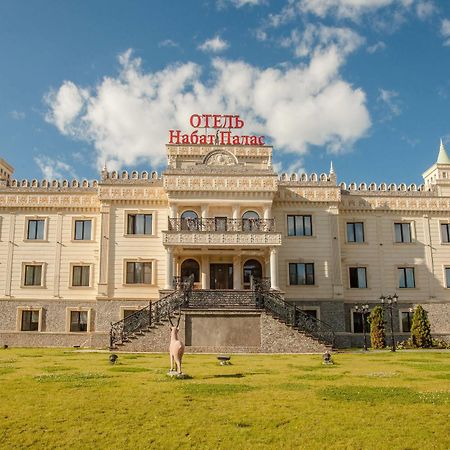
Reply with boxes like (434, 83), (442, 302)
(0, 0), (450, 185)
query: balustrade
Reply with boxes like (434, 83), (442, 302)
(168, 217), (275, 233)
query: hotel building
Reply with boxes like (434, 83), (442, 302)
(0, 135), (449, 350)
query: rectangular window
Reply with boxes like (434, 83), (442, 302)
(441, 223), (450, 243)
(394, 223), (412, 243)
(70, 311), (88, 332)
(287, 215), (312, 236)
(445, 268), (450, 288)
(347, 222), (364, 243)
(302, 309), (317, 319)
(289, 263), (315, 285)
(127, 214), (152, 235)
(24, 265), (42, 286)
(74, 220), (92, 240)
(398, 267), (415, 288)
(27, 219), (45, 240)
(126, 262), (152, 284)
(401, 311), (413, 333)
(349, 267), (367, 288)
(123, 309), (137, 319)
(352, 311), (371, 333)
(21, 310), (39, 331)
(72, 265), (90, 287)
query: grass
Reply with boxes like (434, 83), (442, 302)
(0, 349), (449, 449)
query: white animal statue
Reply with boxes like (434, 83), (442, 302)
(168, 310), (185, 375)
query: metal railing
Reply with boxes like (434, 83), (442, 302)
(168, 218), (276, 233)
(253, 277), (335, 347)
(109, 275), (194, 349)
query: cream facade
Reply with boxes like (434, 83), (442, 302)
(1, 141), (450, 348)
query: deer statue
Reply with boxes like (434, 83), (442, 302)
(168, 308), (185, 375)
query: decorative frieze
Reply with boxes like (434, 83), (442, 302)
(163, 231), (282, 246)
(163, 175), (278, 192)
(275, 186), (341, 203)
(0, 193), (99, 209)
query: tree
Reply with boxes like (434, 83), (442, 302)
(368, 306), (386, 349)
(411, 305), (432, 348)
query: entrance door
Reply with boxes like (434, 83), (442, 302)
(210, 264), (233, 289)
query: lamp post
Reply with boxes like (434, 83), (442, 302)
(355, 304), (370, 351)
(380, 294), (398, 352)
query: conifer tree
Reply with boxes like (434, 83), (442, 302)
(410, 305), (432, 348)
(368, 305), (385, 349)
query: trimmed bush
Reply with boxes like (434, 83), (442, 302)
(368, 305), (386, 349)
(411, 305), (433, 348)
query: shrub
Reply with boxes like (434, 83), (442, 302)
(368, 305), (386, 349)
(410, 305), (433, 348)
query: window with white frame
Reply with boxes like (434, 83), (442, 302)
(398, 267), (415, 288)
(445, 268), (450, 288)
(127, 213), (153, 235)
(349, 267), (367, 288)
(289, 263), (315, 285)
(26, 219), (45, 240)
(74, 219), (92, 240)
(347, 222), (364, 243)
(287, 215), (312, 236)
(441, 223), (450, 243)
(400, 310), (414, 333)
(126, 261), (152, 284)
(72, 265), (90, 287)
(70, 311), (88, 332)
(20, 310), (40, 331)
(23, 264), (43, 286)
(352, 310), (371, 333)
(394, 222), (412, 243)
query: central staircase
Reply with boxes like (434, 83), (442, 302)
(109, 276), (335, 352)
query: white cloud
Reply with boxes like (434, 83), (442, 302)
(45, 48), (371, 169)
(159, 39), (179, 48)
(198, 36), (229, 53)
(218, 0), (266, 7)
(44, 81), (89, 135)
(441, 19), (450, 46)
(10, 110), (25, 120)
(298, 0), (404, 20)
(367, 41), (386, 53)
(34, 155), (78, 180)
(378, 88), (402, 120)
(281, 24), (364, 58)
(416, 1), (435, 20)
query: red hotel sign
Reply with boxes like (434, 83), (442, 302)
(169, 114), (265, 146)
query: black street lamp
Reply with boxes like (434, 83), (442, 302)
(380, 294), (398, 352)
(355, 304), (370, 351)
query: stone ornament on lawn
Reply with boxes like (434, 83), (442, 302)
(167, 309), (185, 377)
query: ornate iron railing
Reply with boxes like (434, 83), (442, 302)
(109, 275), (194, 349)
(168, 218), (276, 233)
(253, 278), (335, 347)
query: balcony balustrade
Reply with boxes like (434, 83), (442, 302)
(168, 217), (275, 233)
(164, 217), (281, 247)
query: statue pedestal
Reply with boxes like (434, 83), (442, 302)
(167, 370), (188, 379)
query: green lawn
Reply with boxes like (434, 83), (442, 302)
(0, 349), (449, 449)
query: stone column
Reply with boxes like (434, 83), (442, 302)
(201, 255), (210, 289)
(329, 206), (343, 299)
(233, 255), (242, 290)
(53, 213), (63, 298)
(232, 206), (240, 231)
(165, 248), (174, 290)
(263, 205), (272, 219)
(270, 247), (279, 290)
(423, 214), (435, 298)
(5, 213), (16, 297)
(98, 205), (111, 297)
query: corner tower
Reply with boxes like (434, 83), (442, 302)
(422, 140), (450, 195)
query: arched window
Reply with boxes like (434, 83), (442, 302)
(181, 259), (200, 282)
(181, 210), (199, 231)
(243, 259), (262, 289)
(242, 211), (260, 232)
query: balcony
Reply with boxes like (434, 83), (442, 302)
(163, 218), (282, 247)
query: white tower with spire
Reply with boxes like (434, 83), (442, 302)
(422, 139), (450, 194)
